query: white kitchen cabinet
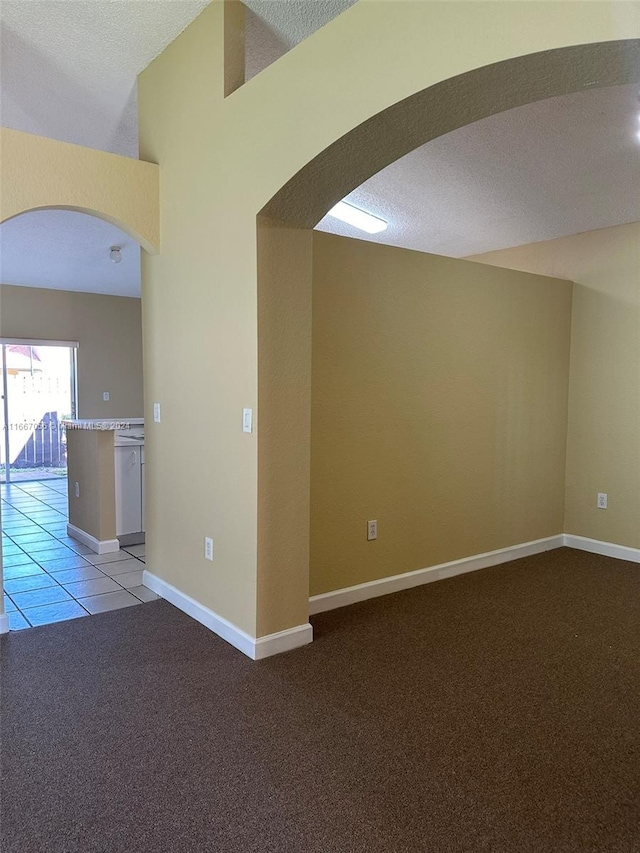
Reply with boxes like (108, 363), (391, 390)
(140, 444), (146, 533)
(114, 445), (143, 536)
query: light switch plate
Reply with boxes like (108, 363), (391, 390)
(153, 403), (161, 423)
(242, 408), (252, 433)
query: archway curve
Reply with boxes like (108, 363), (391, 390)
(254, 37), (640, 639)
(0, 127), (160, 254)
(0, 205), (157, 255)
(261, 40), (640, 227)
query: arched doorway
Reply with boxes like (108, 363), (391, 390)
(254, 38), (640, 643)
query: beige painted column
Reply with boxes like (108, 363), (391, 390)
(256, 217), (314, 638)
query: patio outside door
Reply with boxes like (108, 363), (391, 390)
(0, 340), (78, 484)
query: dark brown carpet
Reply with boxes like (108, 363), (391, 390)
(2, 547), (640, 853)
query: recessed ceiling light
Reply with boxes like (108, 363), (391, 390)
(327, 201), (387, 234)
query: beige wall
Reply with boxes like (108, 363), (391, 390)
(137, 0), (636, 640)
(66, 428), (116, 541)
(469, 223), (640, 549)
(311, 232), (573, 596)
(0, 285), (144, 419)
(257, 217), (313, 635)
(0, 128), (159, 253)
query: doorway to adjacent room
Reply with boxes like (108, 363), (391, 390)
(0, 340), (77, 484)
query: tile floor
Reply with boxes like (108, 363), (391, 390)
(2, 477), (158, 631)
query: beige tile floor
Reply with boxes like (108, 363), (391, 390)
(2, 477), (158, 630)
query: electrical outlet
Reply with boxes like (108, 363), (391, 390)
(102, 391), (110, 402)
(153, 403), (161, 423)
(75, 482), (80, 498)
(597, 493), (608, 510)
(367, 519), (377, 541)
(204, 536), (214, 561)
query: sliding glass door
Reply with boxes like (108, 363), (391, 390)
(0, 341), (77, 484)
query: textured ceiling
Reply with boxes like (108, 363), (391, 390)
(0, 0), (355, 157)
(1, 2), (638, 294)
(0, 0), (355, 295)
(244, 0), (357, 80)
(0, 210), (141, 298)
(0, 0), (210, 157)
(316, 84), (640, 257)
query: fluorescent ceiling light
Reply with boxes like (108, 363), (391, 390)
(327, 201), (387, 234)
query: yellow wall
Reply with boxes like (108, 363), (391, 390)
(0, 129), (160, 253)
(469, 223), (640, 549)
(0, 285), (144, 419)
(137, 0), (637, 640)
(310, 233), (573, 595)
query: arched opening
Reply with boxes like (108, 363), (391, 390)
(0, 205), (148, 625)
(0, 205), (157, 257)
(255, 38), (640, 638)
(0, 127), (160, 255)
(0, 208), (143, 297)
(261, 40), (639, 227)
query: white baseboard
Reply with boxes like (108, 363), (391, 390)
(138, 533), (637, 654)
(0, 612), (9, 635)
(254, 623), (314, 659)
(67, 523), (119, 555)
(309, 534), (565, 615)
(563, 534), (640, 563)
(142, 569), (313, 660)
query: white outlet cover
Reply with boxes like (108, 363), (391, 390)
(205, 536), (214, 561)
(102, 391), (110, 401)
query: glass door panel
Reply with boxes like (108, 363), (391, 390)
(1, 343), (77, 483)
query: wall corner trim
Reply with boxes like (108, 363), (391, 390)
(309, 535), (565, 615)
(142, 570), (313, 659)
(67, 524), (120, 555)
(563, 534), (640, 563)
(0, 612), (10, 635)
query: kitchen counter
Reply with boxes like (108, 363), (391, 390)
(65, 419), (145, 553)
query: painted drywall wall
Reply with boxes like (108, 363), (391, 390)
(310, 233), (572, 596)
(139, 5), (259, 635)
(66, 428), (116, 541)
(0, 285), (144, 419)
(256, 217), (313, 636)
(137, 0), (637, 640)
(0, 128), (160, 253)
(469, 222), (640, 550)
